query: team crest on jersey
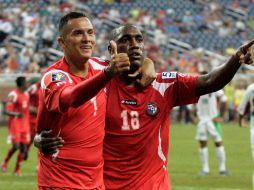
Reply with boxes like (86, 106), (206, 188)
(52, 72), (66, 82)
(146, 102), (159, 116)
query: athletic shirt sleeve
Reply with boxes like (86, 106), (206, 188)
(40, 69), (73, 113)
(5, 91), (17, 112)
(153, 72), (199, 108)
(174, 73), (199, 106)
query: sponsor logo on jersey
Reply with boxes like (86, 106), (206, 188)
(121, 99), (137, 105)
(52, 72), (66, 82)
(162, 72), (177, 79)
(146, 102), (159, 116)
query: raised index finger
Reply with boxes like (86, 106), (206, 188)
(242, 39), (254, 52)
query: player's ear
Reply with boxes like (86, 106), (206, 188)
(108, 42), (111, 54)
(58, 36), (65, 48)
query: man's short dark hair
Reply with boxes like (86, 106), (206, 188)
(16, 76), (26, 87)
(109, 24), (142, 41)
(58, 11), (88, 34)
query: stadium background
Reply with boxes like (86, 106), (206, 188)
(0, 0), (253, 189)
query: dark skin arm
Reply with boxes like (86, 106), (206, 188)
(238, 114), (247, 128)
(196, 40), (254, 96)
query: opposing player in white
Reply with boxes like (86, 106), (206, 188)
(194, 78), (229, 176)
(237, 83), (254, 188)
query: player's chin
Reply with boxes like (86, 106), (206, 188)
(130, 58), (142, 67)
(80, 52), (92, 59)
(130, 61), (141, 72)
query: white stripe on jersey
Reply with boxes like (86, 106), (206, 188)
(41, 69), (73, 90)
(158, 125), (166, 170)
(27, 83), (37, 94)
(8, 91), (18, 102)
(152, 80), (174, 97)
(89, 58), (107, 70)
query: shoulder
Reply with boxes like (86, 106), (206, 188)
(8, 90), (18, 102)
(89, 57), (109, 70)
(41, 69), (73, 90)
(247, 84), (254, 91)
(155, 71), (197, 83)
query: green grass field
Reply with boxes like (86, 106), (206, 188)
(0, 122), (253, 190)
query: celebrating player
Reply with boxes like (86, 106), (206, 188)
(1, 76), (30, 176)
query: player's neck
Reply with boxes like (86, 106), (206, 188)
(119, 74), (136, 86)
(65, 57), (89, 78)
(18, 87), (25, 92)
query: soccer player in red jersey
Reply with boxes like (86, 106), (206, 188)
(102, 25), (254, 189)
(26, 81), (41, 153)
(35, 12), (134, 190)
(35, 24), (254, 189)
(1, 76), (30, 176)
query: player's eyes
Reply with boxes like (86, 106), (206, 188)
(136, 36), (143, 43)
(73, 31), (83, 35)
(119, 38), (128, 43)
(88, 30), (95, 35)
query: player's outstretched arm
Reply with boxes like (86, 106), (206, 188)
(196, 39), (254, 96)
(34, 130), (64, 155)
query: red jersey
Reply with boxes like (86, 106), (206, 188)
(5, 100), (14, 131)
(37, 57), (108, 189)
(103, 72), (199, 190)
(6, 89), (30, 133)
(27, 82), (40, 129)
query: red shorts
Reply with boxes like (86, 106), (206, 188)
(139, 169), (170, 190)
(11, 131), (30, 144)
(38, 184), (105, 190)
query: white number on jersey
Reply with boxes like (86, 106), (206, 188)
(91, 97), (97, 116)
(121, 110), (140, 131)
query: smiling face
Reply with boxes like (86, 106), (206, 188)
(58, 17), (96, 64)
(113, 25), (145, 73)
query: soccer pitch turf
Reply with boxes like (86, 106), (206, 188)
(0, 122), (253, 190)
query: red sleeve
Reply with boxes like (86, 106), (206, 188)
(5, 102), (14, 112)
(174, 73), (199, 106)
(41, 69), (111, 113)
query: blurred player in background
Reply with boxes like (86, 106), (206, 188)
(237, 83), (254, 160)
(193, 76), (229, 176)
(35, 24), (254, 190)
(1, 76), (30, 176)
(26, 79), (41, 155)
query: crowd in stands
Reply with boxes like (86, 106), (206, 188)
(0, 0), (254, 75)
